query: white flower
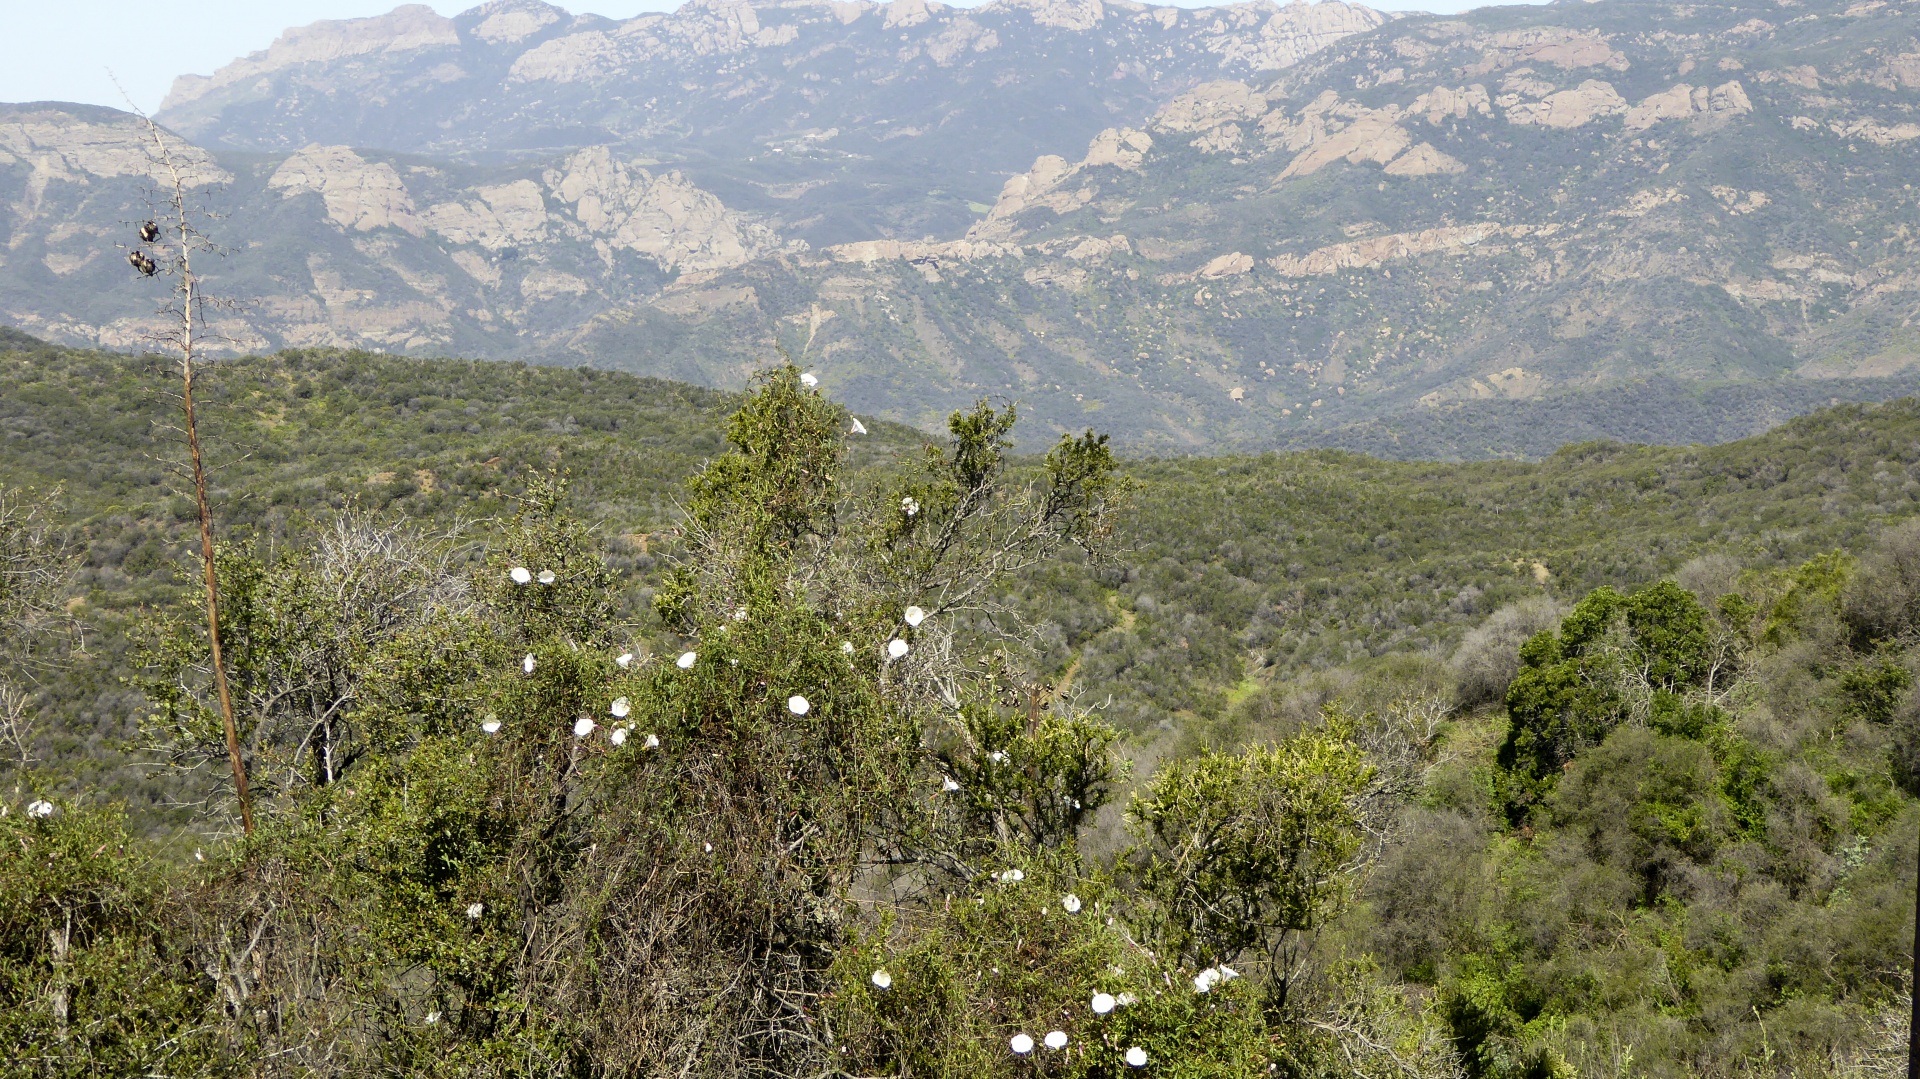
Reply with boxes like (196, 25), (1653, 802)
(426, 1011), (441, 1025)
(1116, 992), (1137, 1007)
(574, 717), (596, 738)
(1044, 1031), (1068, 1050)
(522, 653), (536, 674)
(537, 569), (556, 585)
(704, 842), (713, 853)
(466, 903), (484, 919)
(1009, 1033), (1034, 1055)
(871, 969), (892, 990)
(987, 750), (1006, 764)
(788, 695), (811, 716)
(904, 605), (926, 627)
(1218, 965), (1239, 982)
(801, 371), (819, 387)
(610, 728), (629, 746)
(193, 848), (204, 862)
(26, 799), (54, 820)
(481, 719), (501, 734)
(1002, 868), (1025, 882)
(887, 638), (909, 659)
(732, 607), (747, 621)
(644, 734), (660, 748)
(509, 566), (531, 584)
(1194, 967), (1224, 993)
(611, 697), (631, 718)
(677, 651), (697, 669)
(901, 496), (920, 517)
(850, 418), (868, 435)
(942, 777), (960, 792)
(841, 641), (854, 654)
(1062, 894), (1082, 914)
(616, 652), (634, 668)
(1126, 1046), (1149, 1067)
(1091, 992), (1115, 1014)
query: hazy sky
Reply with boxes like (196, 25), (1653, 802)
(3, 0), (1528, 115)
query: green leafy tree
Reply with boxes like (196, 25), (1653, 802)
(1129, 712), (1373, 1010)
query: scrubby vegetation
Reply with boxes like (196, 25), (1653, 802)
(0, 339), (1916, 1076)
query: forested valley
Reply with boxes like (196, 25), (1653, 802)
(1, 337), (1916, 1078)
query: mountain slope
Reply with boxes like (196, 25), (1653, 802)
(5, 0), (1920, 454)
(156, 0), (1388, 247)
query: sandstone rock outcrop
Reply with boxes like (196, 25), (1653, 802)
(269, 145), (424, 237)
(1266, 223), (1541, 277)
(1624, 80), (1752, 129)
(470, 1), (567, 45)
(423, 180), (551, 250)
(826, 238), (1022, 262)
(969, 127), (1150, 239)
(1505, 79), (1628, 128)
(543, 147), (788, 272)
(1154, 80), (1269, 134)
(0, 109), (230, 206)
(1202, 1), (1390, 72)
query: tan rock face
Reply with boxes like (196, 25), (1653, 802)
(423, 180), (551, 249)
(163, 5), (459, 112)
(1080, 128), (1153, 170)
(826, 237), (1022, 262)
(985, 0), (1105, 32)
(269, 145), (424, 237)
(1409, 85), (1492, 124)
(1203, 1), (1390, 72)
(1623, 80), (1749, 130)
(1198, 252), (1255, 279)
(1266, 223), (1540, 277)
(1505, 79), (1628, 128)
(473, 4), (565, 45)
(1383, 142), (1465, 176)
(882, 0), (939, 30)
(969, 125), (1151, 239)
(0, 111), (230, 209)
(1154, 80), (1268, 134)
(543, 147), (787, 272)
(510, 0), (788, 83)
(1465, 26), (1628, 77)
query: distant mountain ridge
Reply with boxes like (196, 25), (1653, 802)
(4, 0), (1920, 455)
(155, 0), (1389, 246)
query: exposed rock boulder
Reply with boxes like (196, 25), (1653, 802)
(1383, 142), (1465, 176)
(1409, 84), (1492, 124)
(1505, 79), (1628, 128)
(1081, 127), (1153, 170)
(1198, 251), (1255, 278)
(1624, 80), (1751, 129)
(1154, 80), (1269, 133)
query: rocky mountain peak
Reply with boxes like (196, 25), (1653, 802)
(160, 6), (459, 114)
(460, 1), (572, 45)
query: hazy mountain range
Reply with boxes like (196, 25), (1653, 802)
(5, 0), (1920, 453)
